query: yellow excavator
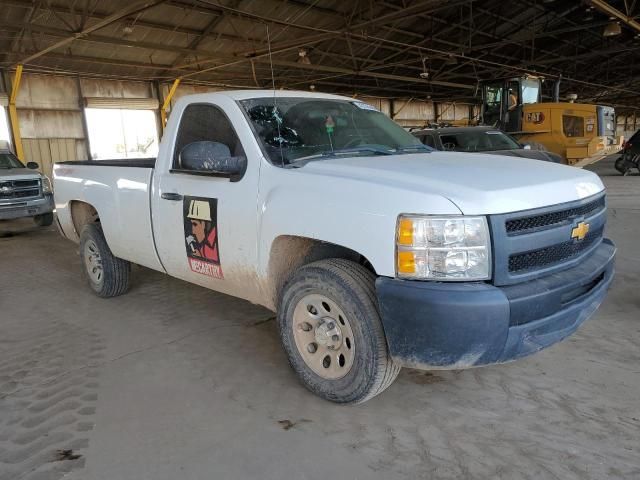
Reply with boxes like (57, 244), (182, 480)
(480, 76), (623, 165)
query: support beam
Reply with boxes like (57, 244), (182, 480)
(16, 0), (166, 65)
(254, 59), (475, 90)
(586, 0), (640, 33)
(160, 78), (180, 132)
(8, 64), (24, 161)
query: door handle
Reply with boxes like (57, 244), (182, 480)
(161, 192), (183, 201)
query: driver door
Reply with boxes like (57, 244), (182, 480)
(151, 101), (261, 301)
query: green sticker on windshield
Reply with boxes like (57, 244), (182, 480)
(325, 115), (335, 134)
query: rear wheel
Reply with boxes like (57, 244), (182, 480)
(33, 212), (53, 227)
(278, 259), (400, 404)
(79, 223), (131, 297)
(615, 156), (630, 175)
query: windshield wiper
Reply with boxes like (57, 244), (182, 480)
(292, 146), (393, 164)
(394, 144), (433, 153)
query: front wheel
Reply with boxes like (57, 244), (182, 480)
(278, 259), (400, 404)
(615, 156), (630, 175)
(79, 223), (131, 297)
(33, 212), (53, 227)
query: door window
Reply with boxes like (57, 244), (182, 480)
(507, 81), (519, 111)
(563, 115), (585, 138)
(521, 79), (540, 104)
(173, 104), (245, 170)
(485, 84), (502, 109)
(421, 134), (435, 148)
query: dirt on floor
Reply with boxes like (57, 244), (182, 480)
(0, 156), (638, 480)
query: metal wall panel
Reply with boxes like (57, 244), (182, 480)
(393, 100), (435, 122)
(81, 78), (153, 99)
(438, 103), (456, 121)
(15, 74), (80, 110)
(18, 110), (85, 139)
(23, 138), (80, 178)
(362, 98), (392, 116)
(0, 93), (7, 107)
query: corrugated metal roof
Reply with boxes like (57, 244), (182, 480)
(0, 0), (637, 110)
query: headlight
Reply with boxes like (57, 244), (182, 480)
(41, 176), (52, 194)
(396, 215), (491, 280)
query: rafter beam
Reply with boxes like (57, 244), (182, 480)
(16, 0), (166, 65)
(586, 0), (640, 33)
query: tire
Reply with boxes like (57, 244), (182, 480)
(614, 156), (629, 175)
(277, 259), (400, 404)
(79, 223), (131, 297)
(33, 212), (53, 227)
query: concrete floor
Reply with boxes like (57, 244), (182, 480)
(1, 157), (638, 480)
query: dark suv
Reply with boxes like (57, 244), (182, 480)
(412, 126), (564, 163)
(615, 129), (640, 175)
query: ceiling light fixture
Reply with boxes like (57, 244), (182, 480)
(419, 57), (430, 79)
(603, 21), (622, 36)
(297, 48), (311, 65)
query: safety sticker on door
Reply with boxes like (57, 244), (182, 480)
(183, 196), (223, 279)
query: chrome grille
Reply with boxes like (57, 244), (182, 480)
(508, 226), (604, 273)
(0, 179), (41, 201)
(506, 196), (605, 235)
(489, 193), (607, 286)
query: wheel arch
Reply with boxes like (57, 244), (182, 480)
(265, 235), (377, 310)
(69, 200), (100, 240)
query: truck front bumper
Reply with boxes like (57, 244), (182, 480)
(0, 194), (54, 220)
(376, 239), (615, 369)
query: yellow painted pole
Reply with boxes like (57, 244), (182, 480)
(9, 64), (24, 161)
(160, 79), (181, 133)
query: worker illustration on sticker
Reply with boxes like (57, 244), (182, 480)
(183, 197), (223, 279)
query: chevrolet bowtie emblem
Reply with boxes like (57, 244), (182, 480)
(571, 221), (590, 241)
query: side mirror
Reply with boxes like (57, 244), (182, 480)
(179, 141), (246, 181)
(523, 144), (532, 150)
(26, 161), (39, 169)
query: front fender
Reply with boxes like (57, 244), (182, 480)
(256, 164), (461, 279)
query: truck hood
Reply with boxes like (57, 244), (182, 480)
(0, 168), (42, 181)
(298, 152), (604, 215)
(473, 149), (562, 162)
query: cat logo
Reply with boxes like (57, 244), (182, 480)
(571, 221), (590, 241)
(526, 112), (545, 124)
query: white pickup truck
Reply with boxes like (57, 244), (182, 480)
(54, 91), (615, 404)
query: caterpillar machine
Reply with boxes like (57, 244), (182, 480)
(480, 75), (624, 165)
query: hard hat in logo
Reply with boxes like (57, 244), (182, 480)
(187, 200), (211, 221)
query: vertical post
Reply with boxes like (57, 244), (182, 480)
(160, 78), (181, 134)
(153, 81), (163, 142)
(76, 75), (92, 160)
(8, 64), (24, 160)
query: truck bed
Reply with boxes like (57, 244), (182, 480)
(53, 160), (163, 272)
(56, 158), (156, 168)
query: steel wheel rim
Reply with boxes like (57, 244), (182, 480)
(84, 240), (104, 285)
(292, 293), (355, 380)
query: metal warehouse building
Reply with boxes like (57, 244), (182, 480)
(0, 2), (638, 480)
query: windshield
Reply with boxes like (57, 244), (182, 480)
(521, 79), (540, 105)
(239, 97), (428, 165)
(438, 130), (521, 152)
(0, 152), (25, 169)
